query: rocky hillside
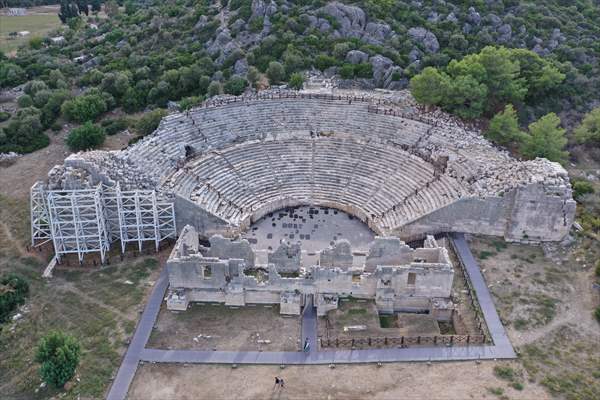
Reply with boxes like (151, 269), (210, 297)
(1, 0), (600, 153)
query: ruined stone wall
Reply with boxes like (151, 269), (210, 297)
(167, 225), (454, 314)
(395, 182), (575, 242)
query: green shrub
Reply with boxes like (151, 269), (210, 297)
(179, 96), (203, 110)
(0, 107), (49, 154)
(61, 93), (108, 123)
(266, 61), (285, 84)
(288, 72), (304, 90)
(0, 62), (27, 88)
(339, 64), (354, 79)
(35, 331), (81, 388)
(572, 180), (594, 200)
(50, 122), (62, 132)
(17, 94), (34, 108)
(595, 307), (600, 323)
(207, 81), (222, 97)
(0, 111), (9, 122)
(595, 260), (600, 278)
(29, 36), (43, 50)
(66, 122), (106, 151)
(0, 274), (29, 323)
(136, 109), (167, 136)
(223, 76), (247, 95)
(493, 365), (515, 381)
(100, 117), (129, 136)
(24, 80), (48, 96)
(521, 113), (568, 164)
(314, 54), (338, 71)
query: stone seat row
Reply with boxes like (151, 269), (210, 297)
(165, 137), (465, 230)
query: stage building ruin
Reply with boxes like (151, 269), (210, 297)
(166, 225), (455, 318)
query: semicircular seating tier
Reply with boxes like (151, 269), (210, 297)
(51, 90), (575, 242)
(164, 137), (466, 234)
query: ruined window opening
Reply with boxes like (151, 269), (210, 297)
(203, 265), (212, 279)
(407, 272), (416, 285)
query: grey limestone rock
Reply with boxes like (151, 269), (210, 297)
(345, 50), (369, 64)
(408, 27), (440, 53)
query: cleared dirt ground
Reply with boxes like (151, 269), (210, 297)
(148, 303), (301, 352)
(128, 361), (548, 400)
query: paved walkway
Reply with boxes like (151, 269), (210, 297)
(107, 233), (515, 399)
(301, 295), (317, 353)
(106, 267), (169, 400)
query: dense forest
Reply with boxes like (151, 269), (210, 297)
(1, 0), (599, 161)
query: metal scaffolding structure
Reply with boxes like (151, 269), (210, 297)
(30, 182), (52, 247)
(30, 182), (177, 264)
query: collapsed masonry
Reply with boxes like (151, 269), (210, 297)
(166, 225), (455, 318)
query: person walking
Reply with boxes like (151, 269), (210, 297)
(274, 377), (280, 388)
(279, 378), (285, 389)
(303, 338), (310, 353)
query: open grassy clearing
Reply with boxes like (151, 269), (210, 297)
(0, 194), (165, 399)
(471, 234), (600, 400)
(0, 15), (61, 53)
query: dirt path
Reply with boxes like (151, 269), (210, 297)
(58, 282), (135, 322)
(0, 220), (27, 255)
(509, 269), (599, 347)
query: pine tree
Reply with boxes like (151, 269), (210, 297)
(521, 113), (569, 164)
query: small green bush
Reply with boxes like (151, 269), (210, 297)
(28, 36), (43, 50)
(288, 72), (304, 90)
(0, 274), (29, 323)
(35, 331), (81, 388)
(572, 180), (594, 200)
(50, 122), (62, 132)
(266, 61), (285, 84)
(595, 306), (600, 323)
(61, 93), (108, 123)
(66, 122), (106, 151)
(0, 111), (10, 122)
(136, 109), (167, 136)
(17, 94), (34, 108)
(100, 117), (128, 136)
(179, 96), (203, 110)
(223, 76), (247, 96)
(207, 81), (223, 97)
(493, 365), (515, 381)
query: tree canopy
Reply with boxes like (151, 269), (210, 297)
(521, 113), (568, 164)
(410, 46), (564, 119)
(575, 107), (600, 145)
(35, 331), (81, 388)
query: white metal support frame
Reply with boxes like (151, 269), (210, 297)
(33, 183), (176, 264)
(30, 181), (52, 247)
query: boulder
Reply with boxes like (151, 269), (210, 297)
(497, 24), (512, 42)
(467, 7), (481, 25)
(230, 18), (245, 34)
(370, 55), (394, 87)
(486, 13), (502, 27)
(234, 58), (248, 75)
(446, 12), (458, 23)
(320, 1), (366, 39)
(407, 27), (440, 53)
(345, 50), (369, 64)
(251, 0), (277, 19)
(364, 22), (392, 44)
